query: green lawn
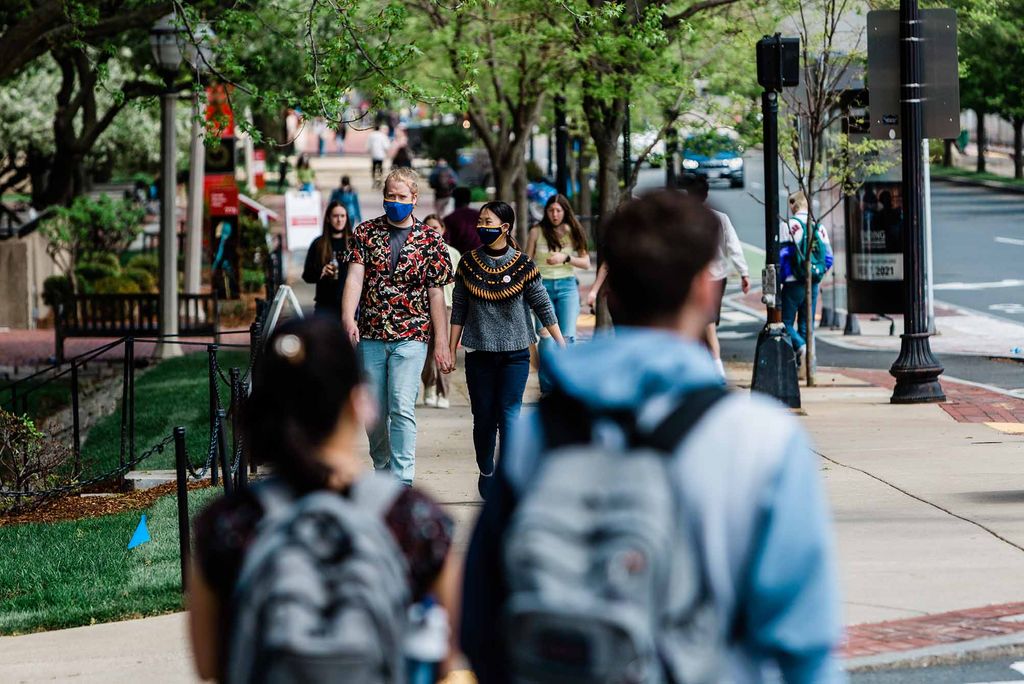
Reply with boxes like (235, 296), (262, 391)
(930, 165), (1024, 189)
(82, 350), (248, 476)
(0, 486), (222, 635)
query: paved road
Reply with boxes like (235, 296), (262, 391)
(636, 153), (1024, 326)
(851, 656), (1024, 683)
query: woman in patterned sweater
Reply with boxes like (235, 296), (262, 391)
(447, 201), (565, 499)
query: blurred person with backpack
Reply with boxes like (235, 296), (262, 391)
(779, 191), (833, 367)
(428, 159), (458, 216)
(460, 190), (843, 684)
(443, 187), (481, 255)
(188, 317), (458, 684)
(445, 201), (564, 499)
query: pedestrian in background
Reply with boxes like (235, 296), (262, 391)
(443, 187), (481, 255)
(296, 153), (315, 192)
(393, 144), (414, 170)
(447, 201), (564, 499)
(328, 175), (362, 227)
(460, 191), (843, 684)
(685, 174), (750, 378)
(302, 201), (352, 319)
(421, 213), (460, 410)
(780, 191), (833, 367)
(429, 159), (458, 217)
(368, 124), (390, 189)
(341, 168), (454, 485)
(188, 317), (458, 683)
(526, 193), (591, 396)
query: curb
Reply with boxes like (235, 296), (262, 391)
(845, 631), (1024, 671)
(931, 173), (1024, 195)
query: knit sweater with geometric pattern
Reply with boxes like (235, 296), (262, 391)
(450, 246), (557, 353)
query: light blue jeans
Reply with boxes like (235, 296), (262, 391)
(536, 276), (579, 395)
(358, 339), (428, 485)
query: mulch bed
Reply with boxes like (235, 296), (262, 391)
(0, 480), (213, 527)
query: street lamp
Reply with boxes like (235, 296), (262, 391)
(182, 23), (214, 298)
(150, 15), (184, 358)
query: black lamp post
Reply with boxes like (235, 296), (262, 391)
(889, 0), (945, 403)
(150, 15), (184, 358)
(554, 95), (569, 196)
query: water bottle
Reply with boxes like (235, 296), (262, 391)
(1012, 347), (1022, 355)
(328, 254), (339, 280)
(404, 595), (449, 684)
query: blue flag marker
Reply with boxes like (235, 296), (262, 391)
(128, 514), (151, 549)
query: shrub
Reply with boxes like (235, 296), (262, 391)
(241, 268), (265, 294)
(0, 409), (73, 510)
(91, 276), (142, 295)
(125, 253), (159, 276)
(75, 261), (121, 287)
(239, 215), (269, 268)
(470, 187), (490, 203)
(123, 267), (156, 293)
(42, 275), (73, 308)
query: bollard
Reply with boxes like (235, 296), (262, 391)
(127, 338), (136, 459)
(173, 426), (190, 593)
(208, 344), (219, 486)
(71, 361), (81, 476)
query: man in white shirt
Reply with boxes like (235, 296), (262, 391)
(367, 124), (391, 189)
(687, 175), (749, 378)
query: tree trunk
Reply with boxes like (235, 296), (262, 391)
(513, 166), (529, 247)
(943, 139), (953, 167)
(976, 110), (987, 174)
(492, 163), (515, 203)
(1014, 117), (1023, 180)
(578, 150), (593, 242)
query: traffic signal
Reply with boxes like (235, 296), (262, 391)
(756, 34), (800, 91)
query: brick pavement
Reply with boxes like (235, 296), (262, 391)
(843, 602), (1024, 658)
(839, 367), (1024, 425)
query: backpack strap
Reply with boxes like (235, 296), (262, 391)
(539, 385), (728, 454)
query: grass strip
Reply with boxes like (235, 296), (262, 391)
(0, 486), (221, 635)
(930, 165), (1024, 189)
(82, 350), (248, 475)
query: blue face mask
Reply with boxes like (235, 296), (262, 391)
(477, 226), (504, 246)
(383, 200), (414, 223)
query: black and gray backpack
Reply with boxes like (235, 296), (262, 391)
(226, 473), (409, 684)
(503, 386), (727, 684)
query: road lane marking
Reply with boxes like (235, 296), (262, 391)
(996, 237), (1024, 247)
(990, 303), (1024, 315)
(933, 279), (1024, 291)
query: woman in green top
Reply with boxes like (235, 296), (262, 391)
(525, 193), (591, 395)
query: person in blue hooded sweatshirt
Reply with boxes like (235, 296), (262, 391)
(460, 190), (845, 684)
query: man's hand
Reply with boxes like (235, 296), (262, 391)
(342, 317), (360, 345)
(741, 275), (751, 294)
(435, 344), (453, 374)
(587, 288), (598, 310)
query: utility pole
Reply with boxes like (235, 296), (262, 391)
(889, 0), (944, 402)
(751, 34), (801, 408)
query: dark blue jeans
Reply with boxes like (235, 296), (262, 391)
(464, 349), (531, 475)
(781, 279), (820, 350)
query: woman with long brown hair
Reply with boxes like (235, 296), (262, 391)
(301, 200), (354, 318)
(525, 193), (591, 395)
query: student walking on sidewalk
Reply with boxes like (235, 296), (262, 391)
(448, 201), (564, 498)
(301, 200), (352, 319)
(342, 168), (455, 485)
(328, 175), (362, 226)
(421, 214), (460, 409)
(188, 317), (458, 683)
(779, 191), (833, 367)
(525, 194), (591, 395)
(460, 191), (843, 684)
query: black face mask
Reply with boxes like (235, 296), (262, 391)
(477, 226), (504, 246)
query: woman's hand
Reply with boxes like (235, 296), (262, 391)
(321, 262), (337, 279)
(546, 252), (568, 266)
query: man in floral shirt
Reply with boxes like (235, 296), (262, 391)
(342, 168), (454, 484)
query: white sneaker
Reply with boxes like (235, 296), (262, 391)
(423, 387), (438, 407)
(713, 357), (726, 379)
(436, 396), (450, 409)
(796, 345), (806, 368)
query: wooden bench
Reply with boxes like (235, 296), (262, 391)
(55, 293), (219, 362)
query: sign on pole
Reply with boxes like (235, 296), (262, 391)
(285, 190), (323, 251)
(867, 9), (960, 141)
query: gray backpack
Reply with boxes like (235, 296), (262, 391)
(503, 387), (726, 684)
(226, 473), (409, 684)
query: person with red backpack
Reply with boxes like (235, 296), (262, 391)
(779, 191), (834, 367)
